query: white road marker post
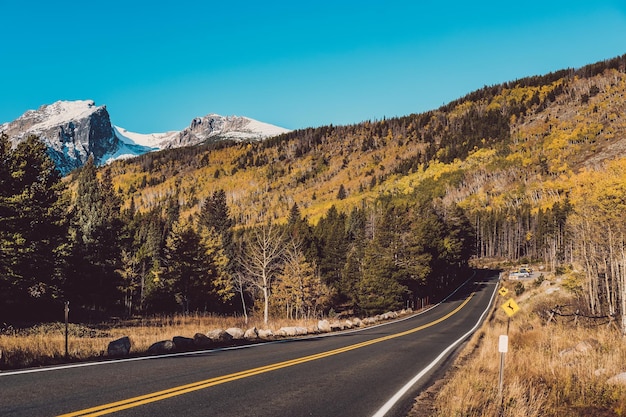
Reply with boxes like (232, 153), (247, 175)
(498, 334), (508, 399)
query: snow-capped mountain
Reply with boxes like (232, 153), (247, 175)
(0, 100), (291, 175)
(0, 100), (119, 174)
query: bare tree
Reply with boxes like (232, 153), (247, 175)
(233, 271), (249, 324)
(237, 222), (286, 324)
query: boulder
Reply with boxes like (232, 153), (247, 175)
(352, 317), (362, 327)
(207, 329), (233, 343)
(257, 329), (274, 339)
(608, 372), (626, 385)
(295, 326), (308, 335)
(193, 332), (212, 348)
(278, 326), (301, 337)
(317, 319), (331, 333)
(330, 321), (343, 331)
(107, 336), (131, 357)
(244, 327), (259, 340)
(225, 327), (245, 340)
(173, 336), (195, 350)
(576, 339), (600, 352)
(148, 340), (175, 354)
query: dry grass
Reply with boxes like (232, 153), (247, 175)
(409, 275), (626, 417)
(0, 314), (317, 370)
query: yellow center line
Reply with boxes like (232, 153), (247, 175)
(58, 292), (474, 417)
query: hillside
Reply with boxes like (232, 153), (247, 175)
(104, 55), (626, 227)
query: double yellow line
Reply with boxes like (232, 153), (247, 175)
(59, 293), (474, 417)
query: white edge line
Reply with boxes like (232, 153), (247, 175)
(0, 272), (483, 378)
(371, 274), (500, 417)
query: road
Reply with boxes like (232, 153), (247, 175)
(0, 271), (499, 417)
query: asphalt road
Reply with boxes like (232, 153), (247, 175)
(0, 271), (499, 417)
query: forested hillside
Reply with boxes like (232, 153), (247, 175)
(3, 54), (626, 329)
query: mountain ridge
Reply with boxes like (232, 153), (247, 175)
(0, 100), (291, 174)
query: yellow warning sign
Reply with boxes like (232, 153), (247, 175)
(500, 298), (520, 317)
(498, 287), (509, 297)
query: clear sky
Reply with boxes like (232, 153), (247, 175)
(1, 1), (626, 133)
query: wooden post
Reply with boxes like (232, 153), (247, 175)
(64, 301), (69, 358)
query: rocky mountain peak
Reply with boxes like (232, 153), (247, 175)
(1, 100), (291, 175)
(1, 100), (117, 174)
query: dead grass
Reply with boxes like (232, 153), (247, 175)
(409, 275), (626, 417)
(0, 314), (317, 370)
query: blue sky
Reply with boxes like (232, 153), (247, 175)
(2, 1), (626, 133)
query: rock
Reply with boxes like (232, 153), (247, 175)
(276, 326), (298, 337)
(330, 321), (343, 331)
(559, 338), (601, 357)
(344, 320), (354, 329)
(295, 326), (308, 335)
(257, 329), (274, 339)
(317, 319), (331, 333)
(607, 372), (626, 385)
(576, 338), (600, 352)
(107, 336), (131, 357)
(193, 332), (212, 348)
(381, 311), (398, 320)
(352, 317), (362, 327)
(225, 327), (245, 340)
(244, 327), (259, 340)
(173, 336), (195, 350)
(148, 340), (175, 354)
(207, 329), (233, 343)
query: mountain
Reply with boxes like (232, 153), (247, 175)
(0, 100), (291, 175)
(0, 100), (120, 174)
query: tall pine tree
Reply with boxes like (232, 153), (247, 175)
(0, 135), (69, 318)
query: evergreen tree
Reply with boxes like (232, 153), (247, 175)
(357, 239), (405, 314)
(198, 189), (235, 269)
(164, 218), (234, 313)
(285, 202), (316, 262)
(314, 206), (348, 290)
(67, 159), (123, 312)
(340, 206), (367, 307)
(0, 135), (69, 318)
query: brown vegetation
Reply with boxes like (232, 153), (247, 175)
(0, 315), (316, 370)
(408, 271), (626, 417)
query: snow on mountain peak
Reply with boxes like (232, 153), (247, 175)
(16, 99), (102, 133)
(2, 99), (292, 174)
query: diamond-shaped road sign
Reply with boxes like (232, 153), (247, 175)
(500, 298), (520, 317)
(498, 287), (509, 297)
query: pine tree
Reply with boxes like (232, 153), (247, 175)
(0, 135), (69, 318)
(67, 159), (123, 311)
(314, 206), (348, 290)
(357, 239), (405, 315)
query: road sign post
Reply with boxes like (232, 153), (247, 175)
(497, 297), (519, 413)
(498, 335), (508, 399)
(64, 301), (69, 358)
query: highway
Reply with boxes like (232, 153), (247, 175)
(0, 271), (499, 417)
